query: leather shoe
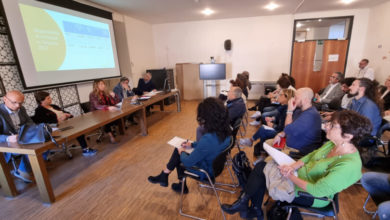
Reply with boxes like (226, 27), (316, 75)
(240, 205), (263, 219)
(221, 192), (251, 214)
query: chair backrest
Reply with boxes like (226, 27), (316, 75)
(80, 102), (90, 114)
(212, 136), (233, 178)
(231, 117), (242, 139)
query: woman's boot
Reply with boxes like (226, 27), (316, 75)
(148, 171), (169, 187)
(221, 192), (251, 214)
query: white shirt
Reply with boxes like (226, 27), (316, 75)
(320, 83), (337, 101)
(357, 66), (375, 80)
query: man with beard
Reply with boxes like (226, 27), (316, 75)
(340, 77), (356, 109)
(273, 87), (322, 154)
(348, 78), (382, 136)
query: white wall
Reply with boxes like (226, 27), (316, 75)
(364, 1), (390, 83)
(124, 16), (156, 86)
(153, 15), (294, 83)
(152, 8), (370, 86)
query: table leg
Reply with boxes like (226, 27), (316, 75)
(159, 101), (164, 111)
(0, 154), (17, 197)
(118, 118), (125, 135)
(138, 108), (148, 136)
(175, 94), (181, 112)
(28, 154), (55, 203)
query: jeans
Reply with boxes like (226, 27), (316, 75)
(361, 172), (390, 220)
(252, 125), (277, 155)
(4, 153), (31, 172)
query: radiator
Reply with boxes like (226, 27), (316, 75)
(247, 81), (276, 100)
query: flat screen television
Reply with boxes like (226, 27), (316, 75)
(199, 64), (226, 80)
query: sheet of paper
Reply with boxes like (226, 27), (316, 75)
(263, 142), (295, 166)
(168, 136), (193, 154)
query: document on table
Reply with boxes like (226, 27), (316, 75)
(263, 143), (295, 166)
(168, 136), (194, 154)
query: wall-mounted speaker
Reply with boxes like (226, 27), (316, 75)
(224, 39), (232, 51)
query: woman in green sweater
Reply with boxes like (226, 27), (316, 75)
(222, 110), (372, 219)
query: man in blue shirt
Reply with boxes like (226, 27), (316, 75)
(348, 78), (382, 136)
(273, 88), (322, 154)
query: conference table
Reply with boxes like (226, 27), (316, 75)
(0, 91), (180, 203)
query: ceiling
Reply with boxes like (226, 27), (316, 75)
(87, 0), (390, 24)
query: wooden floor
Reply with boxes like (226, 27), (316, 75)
(0, 101), (379, 220)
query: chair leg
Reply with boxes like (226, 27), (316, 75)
(363, 194), (378, 218)
(199, 183), (235, 194)
(179, 177), (206, 220)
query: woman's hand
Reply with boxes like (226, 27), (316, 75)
(278, 165), (295, 177)
(181, 141), (192, 149)
(273, 132), (285, 145)
(108, 106), (118, 111)
(109, 91), (116, 98)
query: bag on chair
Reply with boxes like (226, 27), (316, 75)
(18, 123), (57, 145)
(232, 151), (252, 189)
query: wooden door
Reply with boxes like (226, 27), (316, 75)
(291, 40), (348, 93)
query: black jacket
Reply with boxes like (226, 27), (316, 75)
(33, 104), (72, 124)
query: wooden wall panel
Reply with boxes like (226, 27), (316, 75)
(291, 40), (348, 93)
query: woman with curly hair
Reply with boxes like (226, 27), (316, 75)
(222, 110), (371, 219)
(148, 97), (231, 193)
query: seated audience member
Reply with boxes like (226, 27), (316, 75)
(380, 76), (390, 115)
(148, 98), (231, 193)
(314, 72), (344, 110)
(113, 77), (135, 101)
(273, 87), (322, 155)
(240, 89), (294, 157)
(113, 77), (137, 125)
(196, 87), (245, 141)
(231, 72), (250, 98)
(339, 77), (356, 109)
(134, 72), (156, 95)
(33, 91), (97, 156)
(222, 110), (370, 219)
(249, 73), (295, 126)
(357, 58), (375, 80)
(348, 78), (382, 136)
(0, 90), (34, 182)
(361, 172), (390, 220)
(89, 79), (120, 144)
(242, 70), (251, 92)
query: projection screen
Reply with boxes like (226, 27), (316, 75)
(1, 0), (121, 89)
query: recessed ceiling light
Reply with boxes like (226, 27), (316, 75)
(201, 8), (214, 16)
(264, 2), (279, 11)
(296, 23), (302, 28)
(306, 28), (310, 31)
(318, 19), (322, 22)
(341, 0), (354, 4)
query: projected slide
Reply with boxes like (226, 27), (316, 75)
(19, 3), (115, 72)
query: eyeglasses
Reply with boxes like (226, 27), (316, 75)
(326, 122), (341, 129)
(5, 96), (23, 105)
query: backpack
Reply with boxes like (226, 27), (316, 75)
(232, 151), (252, 189)
(267, 201), (302, 220)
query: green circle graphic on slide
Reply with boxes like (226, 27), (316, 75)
(20, 4), (66, 71)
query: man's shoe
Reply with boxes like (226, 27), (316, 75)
(250, 111), (261, 119)
(240, 138), (253, 147)
(148, 171), (169, 187)
(12, 170), (33, 183)
(250, 121), (261, 126)
(171, 182), (188, 194)
(82, 148), (97, 156)
(221, 192), (251, 214)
